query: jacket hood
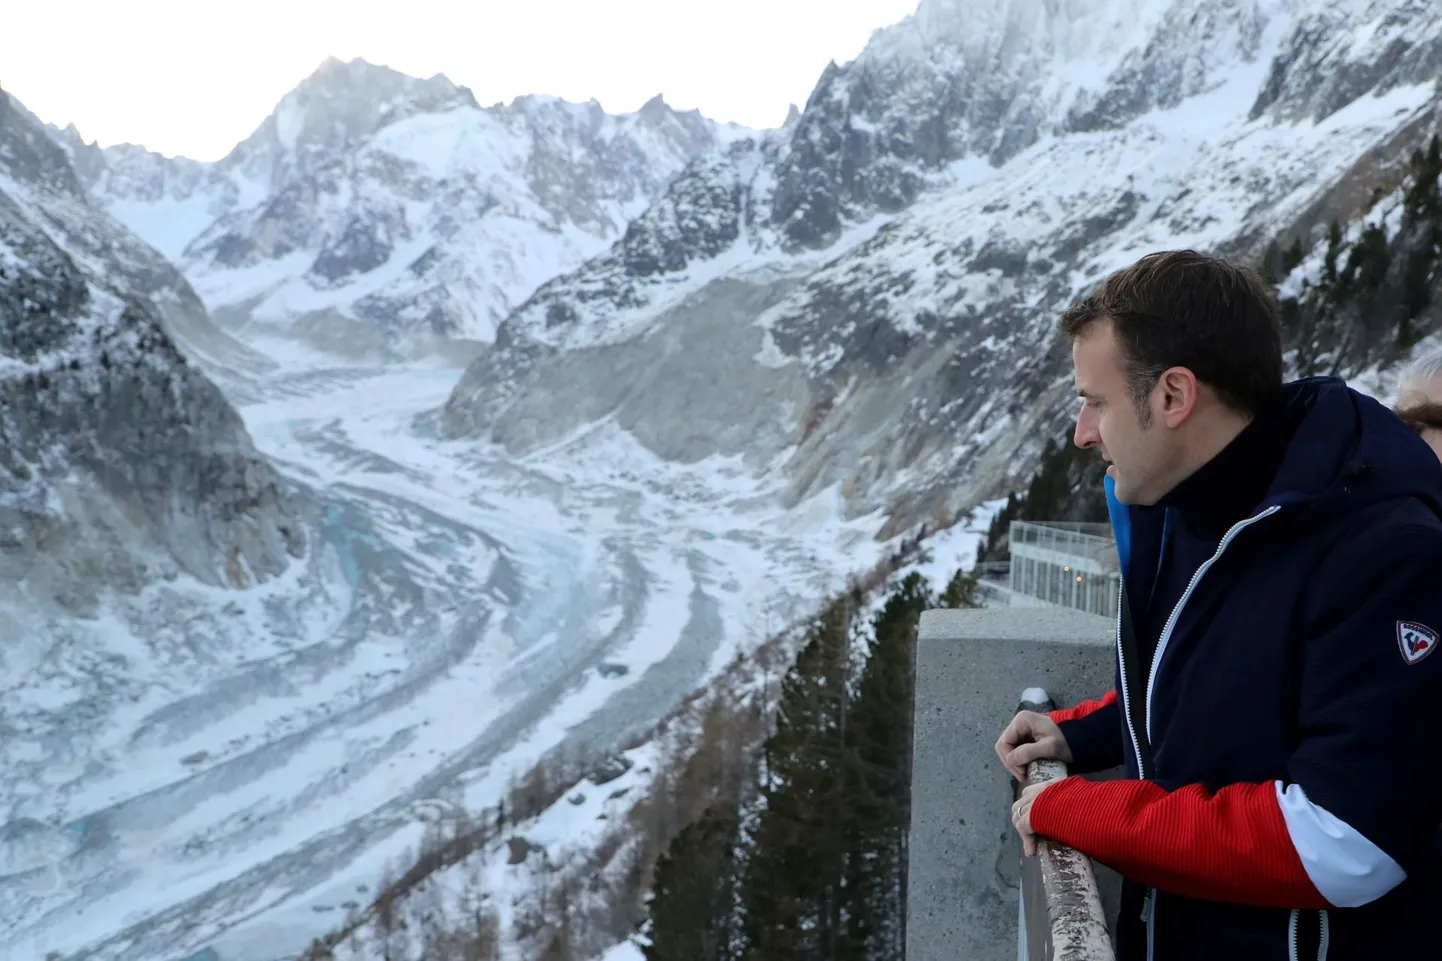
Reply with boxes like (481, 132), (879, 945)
(1265, 376), (1442, 521)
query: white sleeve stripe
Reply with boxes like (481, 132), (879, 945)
(1275, 780), (1406, 908)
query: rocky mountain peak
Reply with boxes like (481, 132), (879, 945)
(1249, 0), (1442, 123)
(639, 93), (671, 117)
(0, 92), (87, 199)
(219, 56), (479, 190)
(769, 0), (1295, 249)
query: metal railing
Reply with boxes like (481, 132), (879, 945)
(1015, 692), (1114, 961)
(1009, 522), (1118, 568)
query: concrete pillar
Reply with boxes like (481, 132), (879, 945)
(906, 607), (1120, 961)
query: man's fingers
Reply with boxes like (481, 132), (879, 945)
(996, 740), (1021, 780)
(1006, 739), (1052, 774)
(995, 733), (1025, 779)
(996, 712), (1044, 779)
(1013, 800), (1036, 856)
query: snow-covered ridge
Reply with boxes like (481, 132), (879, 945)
(61, 58), (754, 352)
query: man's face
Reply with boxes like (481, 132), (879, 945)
(1397, 375), (1442, 464)
(1071, 319), (1177, 505)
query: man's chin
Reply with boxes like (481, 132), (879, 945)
(1108, 469), (1144, 505)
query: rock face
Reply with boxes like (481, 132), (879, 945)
(0, 91), (304, 612)
(442, 0), (1442, 536)
(61, 58), (751, 354)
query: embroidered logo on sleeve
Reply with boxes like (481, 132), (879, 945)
(1398, 621), (1439, 665)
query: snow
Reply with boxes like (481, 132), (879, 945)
(365, 106), (525, 179)
(907, 499), (1001, 592)
(600, 942), (646, 961)
(273, 95), (303, 152)
(105, 193), (220, 261)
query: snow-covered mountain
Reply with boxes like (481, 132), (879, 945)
(441, 0), (1442, 539)
(58, 58), (752, 356)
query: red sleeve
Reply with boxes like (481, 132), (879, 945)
(1048, 689), (1117, 724)
(1028, 776), (1329, 909)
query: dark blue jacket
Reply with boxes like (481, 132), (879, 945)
(1033, 377), (1442, 961)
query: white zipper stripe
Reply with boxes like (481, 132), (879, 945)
(1318, 909), (1330, 961)
(1113, 580), (1147, 778)
(1143, 505), (1281, 742)
(1288, 909), (1300, 961)
(1122, 504), (1281, 961)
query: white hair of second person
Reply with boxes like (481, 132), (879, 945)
(1401, 346), (1442, 391)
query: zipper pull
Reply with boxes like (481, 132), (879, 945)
(1141, 889), (1152, 923)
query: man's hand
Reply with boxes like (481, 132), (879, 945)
(1012, 781), (1050, 856)
(995, 710), (1073, 781)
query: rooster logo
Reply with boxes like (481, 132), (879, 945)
(1398, 621), (1439, 665)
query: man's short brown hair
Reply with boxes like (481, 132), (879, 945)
(1059, 250), (1284, 419)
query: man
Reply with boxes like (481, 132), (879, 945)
(1396, 346), (1442, 462)
(995, 250), (1442, 960)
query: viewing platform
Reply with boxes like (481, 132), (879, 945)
(976, 521), (1120, 618)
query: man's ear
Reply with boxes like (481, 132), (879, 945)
(1156, 367), (1199, 428)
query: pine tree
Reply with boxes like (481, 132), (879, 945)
(1403, 243), (1434, 329)
(979, 491), (1022, 563)
(938, 567), (980, 609)
(643, 806), (743, 961)
(1347, 223), (1390, 293)
(1259, 238), (1284, 284)
(1322, 219), (1343, 287)
(841, 573), (935, 961)
(1281, 236), (1306, 276)
(739, 594), (856, 961)
(1404, 135), (1442, 227)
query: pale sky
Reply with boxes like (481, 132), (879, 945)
(3, 0), (920, 162)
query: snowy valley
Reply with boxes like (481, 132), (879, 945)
(3, 0), (1442, 959)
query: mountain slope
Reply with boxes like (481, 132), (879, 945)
(64, 59), (752, 355)
(441, 0), (1442, 538)
(0, 89), (305, 610)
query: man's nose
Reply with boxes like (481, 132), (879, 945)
(1074, 414), (1099, 450)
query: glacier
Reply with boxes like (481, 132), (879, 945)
(0, 336), (897, 961)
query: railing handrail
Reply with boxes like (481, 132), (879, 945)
(1009, 524), (1120, 570)
(1010, 520), (1114, 537)
(1017, 693), (1115, 961)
